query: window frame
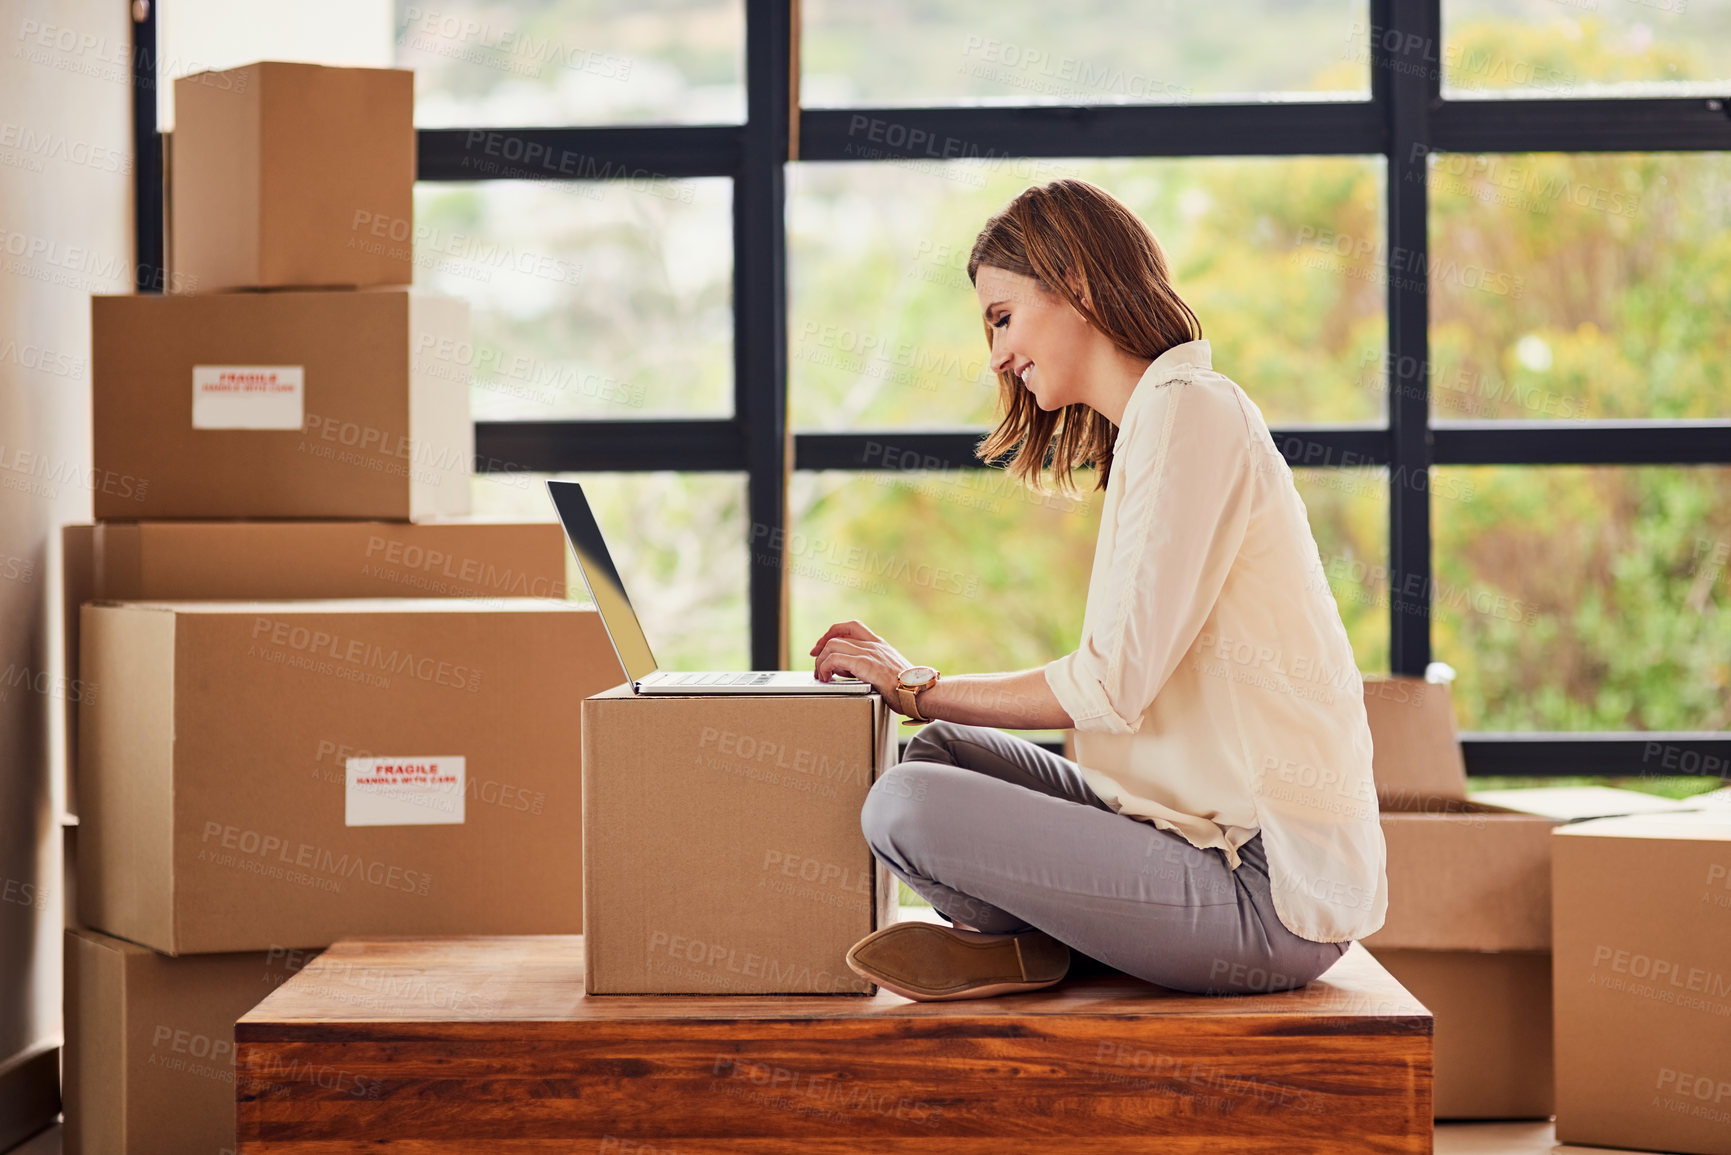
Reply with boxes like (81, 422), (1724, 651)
(131, 0), (1731, 778)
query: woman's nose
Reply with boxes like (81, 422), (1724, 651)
(989, 339), (1013, 375)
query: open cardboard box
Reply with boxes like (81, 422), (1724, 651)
(1365, 674), (1703, 952)
(1360, 673), (1705, 1118)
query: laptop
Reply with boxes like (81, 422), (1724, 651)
(546, 480), (873, 696)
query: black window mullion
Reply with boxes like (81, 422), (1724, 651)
(1432, 95), (1731, 153)
(1462, 734), (1731, 778)
(131, 0), (163, 291)
(1435, 420), (1731, 466)
(798, 102), (1385, 161)
(416, 125), (743, 182)
(476, 420), (744, 473)
(738, 0), (794, 671)
(792, 427), (1392, 472)
(1375, 0), (1438, 678)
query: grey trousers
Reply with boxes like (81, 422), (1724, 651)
(861, 720), (1351, 995)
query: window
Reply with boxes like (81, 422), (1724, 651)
(790, 466), (1102, 749)
(790, 156), (1388, 429)
(135, 0), (1731, 778)
(801, 0), (1372, 107)
(1294, 467), (1391, 673)
(401, 0), (746, 126)
(1428, 151), (1731, 421)
(473, 470), (749, 671)
(1433, 466), (1731, 731)
(414, 178), (734, 421)
(1442, 0), (1731, 99)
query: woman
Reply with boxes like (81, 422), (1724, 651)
(810, 179), (1387, 1001)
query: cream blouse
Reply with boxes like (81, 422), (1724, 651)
(1043, 339), (1389, 943)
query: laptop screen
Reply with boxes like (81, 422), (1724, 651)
(545, 481), (659, 684)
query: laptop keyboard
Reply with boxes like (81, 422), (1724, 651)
(664, 672), (777, 686)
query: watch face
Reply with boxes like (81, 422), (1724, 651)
(899, 666), (936, 687)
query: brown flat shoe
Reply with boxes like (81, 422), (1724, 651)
(845, 922), (1071, 1001)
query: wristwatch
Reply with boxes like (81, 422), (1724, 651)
(894, 665), (940, 724)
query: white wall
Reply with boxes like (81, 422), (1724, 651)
(0, 0), (134, 1131)
(156, 0), (395, 128)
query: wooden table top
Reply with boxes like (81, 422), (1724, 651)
(239, 935), (1428, 1030)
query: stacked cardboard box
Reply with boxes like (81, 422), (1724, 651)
(63, 929), (314, 1155)
(1359, 674), (1701, 1120)
(59, 518), (573, 804)
(96, 62), (464, 522)
(65, 63), (626, 1154)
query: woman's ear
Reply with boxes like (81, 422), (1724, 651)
(1063, 268), (1091, 311)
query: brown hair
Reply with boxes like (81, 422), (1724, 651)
(967, 179), (1202, 495)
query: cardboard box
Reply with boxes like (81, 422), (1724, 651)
(1361, 676), (1687, 953)
(1364, 674), (1473, 806)
(79, 599), (622, 954)
(91, 288), (470, 521)
(1553, 812), (1731, 1155)
(60, 520), (569, 808)
(581, 685), (897, 994)
(1359, 674), (1697, 1119)
(171, 62), (413, 292)
(1370, 949), (1552, 1119)
(64, 927), (314, 1155)
(1365, 675), (1558, 953)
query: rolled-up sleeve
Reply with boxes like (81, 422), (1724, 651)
(1046, 375), (1256, 734)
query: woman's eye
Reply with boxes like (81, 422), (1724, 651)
(992, 314), (1010, 329)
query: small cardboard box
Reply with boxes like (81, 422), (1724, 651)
(1360, 674), (1696, 1119)
(64, 927), (315, 1155)
(581, 685), (897, 994)
(79, 599), (622, 954)
(1553, 812), (1731, 1155)
(171, 62), (413, 291)
(60, 519), (569, 808)
(91, 288), (469, 521)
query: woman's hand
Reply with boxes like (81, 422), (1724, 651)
(809, 619), (916, 701)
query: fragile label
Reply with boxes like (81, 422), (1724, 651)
(192, 365), (304, 429)
(345, 756), (466, 826)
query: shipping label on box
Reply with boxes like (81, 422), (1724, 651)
(191, 364), (304, 429)
(92, 289), (470, 520)
(345, 756), (467, 826)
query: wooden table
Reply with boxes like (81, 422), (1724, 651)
(237, 935), (1432, 1153)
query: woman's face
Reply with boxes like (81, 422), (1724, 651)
(974, 264), (1097, 411)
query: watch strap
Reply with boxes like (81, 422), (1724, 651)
(895, 670), (939, 724)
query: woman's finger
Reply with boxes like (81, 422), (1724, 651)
(808, 619), (881, 655)
(813, 638), (864, 677)
(815, 651), (855, 682)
